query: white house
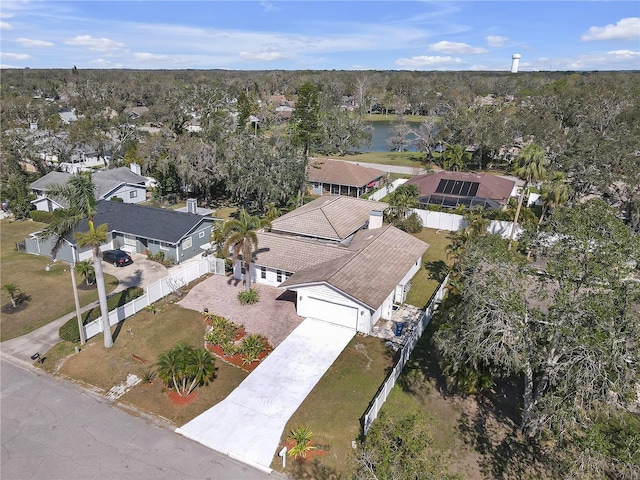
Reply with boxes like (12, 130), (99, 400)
(30, 165), (147, 212)
(231, 196), (429, 334)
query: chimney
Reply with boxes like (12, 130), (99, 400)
(130, 162), (142, 175)
(368, 210), (383, 229)
(187, 198), (198, 214)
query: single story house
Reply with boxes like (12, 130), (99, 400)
(30, 166), (147, 212)
(308, 158), (385, 198)
(24, 200), (216, 265)
(232, 195), (428, 334)
(405, 170), (516, 210)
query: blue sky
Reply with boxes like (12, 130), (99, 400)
(1, 1), (639, 71)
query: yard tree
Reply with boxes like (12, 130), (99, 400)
(222, 210), (270, 292)
(42, 172), (114, 348)
(156, 343), (215, 396)
(354, 412), (458, 480)
(317, 108), (372, 156)
(290, 81), (320, 158)
(435, 199), (640, 453)
(508, 143), (549, 249)
(3, 283), (21, 308)
(537, 170), (572, 227)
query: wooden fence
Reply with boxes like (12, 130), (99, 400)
(361, 273), (450, 436)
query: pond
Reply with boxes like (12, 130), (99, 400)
(355, 119), (422, 153)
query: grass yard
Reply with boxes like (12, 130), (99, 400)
(338, 150), (426, 169)
(42, 300), (248, 426)
(271, 335), (396, 477)
(0, 219), (119, 341)
(405, 227), (453, 309)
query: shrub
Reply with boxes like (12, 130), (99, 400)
(238, 288), (259, 305)
(59, 317), (81, 343)
(287, 426), (317, 459)
(29, 210), (56, 223)
(239, 334), (267, 364)
(109, 196), (124, 202)
(203, 315), (237, 346)
(394, 212), (423, 233)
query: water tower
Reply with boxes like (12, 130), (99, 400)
(511, 54), (521, 73)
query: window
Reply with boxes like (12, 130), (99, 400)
(160, 242), (170, 251)
(124, 234), (136, 246)
(182, 237), (192, 250)
(261, 266), (266, 279)
(129, 190), (137, 199)
(241, 266), (246, 275)
(276, 270), (283, 282)
(198, 231), (205, 238)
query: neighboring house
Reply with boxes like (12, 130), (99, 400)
(308, 158), (385, 198)
(24, 200), (216, 264)
(405, 170), (516, 210)
(124, 106), (149, 120)
(30, 166), (147, 212)
(232, 195), (429, 334)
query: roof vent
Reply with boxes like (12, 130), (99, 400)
(368, 210), (383, 229)
(187, 198), (198, 214)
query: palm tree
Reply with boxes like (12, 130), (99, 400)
(186, 348), (216, 395)
(537, 171), (572, 227)
(388, 184), (419, 221)
(156, 343), (215, 397)
(508, 143), (549, 250)
(3, 283), (20, 308)
(156, 347), (183, 394)
(442, 144), (471, 172)
(41, 172), (113, 348)
(75, 260), (95, 286)
(222, 210), (270, 292)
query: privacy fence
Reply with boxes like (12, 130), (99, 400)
(361, 273), (450, 436)
(84, 257), (225, 340)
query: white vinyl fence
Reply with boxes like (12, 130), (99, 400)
(84, 257), (225, 340)
(411, 208), (524, 239)
(368, 178), (407, 201)
(362, 274), (450, 436)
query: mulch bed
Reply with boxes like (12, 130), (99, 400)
(1, 302), (28, 314)
(205, 343), (272, 372)
(284, 439), (328, 462)
(168, 390), (198, 406)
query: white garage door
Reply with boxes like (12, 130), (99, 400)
(307, 296), (358, 330)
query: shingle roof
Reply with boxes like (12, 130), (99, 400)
(308, 158), (384, 187)
(280, 225), (428, 310)
(30, 168), (146, 200)
(271, 196), (388, 241)
(253, 232), (350, 272)
(78, 201), (211, 244)
(405, 171), (515, 205)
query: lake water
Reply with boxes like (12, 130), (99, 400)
(356, 119), (421, 152)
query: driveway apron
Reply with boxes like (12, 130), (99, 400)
(176, 317), (356, 472)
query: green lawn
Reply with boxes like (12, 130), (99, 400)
(0, 219), (118, 341)
(334, 150), (427, 169)
(405, 228), (453, 308)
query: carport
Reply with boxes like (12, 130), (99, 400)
(176, 317), (355, 472)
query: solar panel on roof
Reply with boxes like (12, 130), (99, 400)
(435, 179), (448, 194)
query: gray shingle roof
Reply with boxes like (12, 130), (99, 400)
(308, 158), (384, 187)
(30, 172), (72, 192)
(270, 196), (388, 241)
(78, 201), (211, 244)
(280, 225), (429, 310)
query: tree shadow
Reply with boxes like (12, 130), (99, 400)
(289, 457), (343, 480)
(423, 260), (449, 283)
(456, 391), (559, 479)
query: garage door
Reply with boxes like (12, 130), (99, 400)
(307, 296), (358, 330)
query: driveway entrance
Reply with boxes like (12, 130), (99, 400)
(176, 317), (355, 472)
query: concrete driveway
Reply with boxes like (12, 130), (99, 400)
(176, 318), (356, 472)
(101, 253), (168, 292)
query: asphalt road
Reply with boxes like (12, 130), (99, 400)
(0, 358), (281, 480)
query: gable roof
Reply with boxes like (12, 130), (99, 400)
(30, 168), (147, 201)
(280, 224), (428, 310)
(270, 196), (388, 242)
(78, 200), (212, 244)
(405, 171), (515, 206)
(308, 158), (384, 187)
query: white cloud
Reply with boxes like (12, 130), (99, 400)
(564, 50), (640, 70)
(486, 35), (508, 47)
(15, 37), (55, 47)
(581, 17), (640, 41)
(0, 21), (13, 30)
(133, 52), (171, 61)
(65, 35), (125, 52)
(90, 58), (126, 68)
(428, 41), (487, 55)
(395, 55), (464, 68)
(239, 50), (286, 61)
(1, 52), (31, 60)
